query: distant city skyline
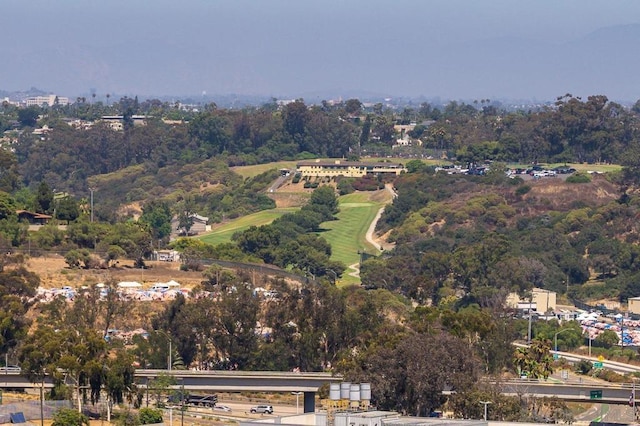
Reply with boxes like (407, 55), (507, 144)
(2, 0), (640, 102)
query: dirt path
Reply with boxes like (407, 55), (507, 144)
(365, 184), (396, 252)
(365, 206), (385, 251)
(351, 184), (397, 278)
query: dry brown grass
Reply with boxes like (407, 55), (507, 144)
(26, 255), (206, 290)
(521, 174), (619, 213)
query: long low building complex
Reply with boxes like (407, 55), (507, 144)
(296, 160), (406, 178)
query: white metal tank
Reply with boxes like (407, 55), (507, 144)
(349, 383), (361, 401)
(340, 382), (351, 399)
(360, 383), (371, 401)
(330, 383), (341, 400)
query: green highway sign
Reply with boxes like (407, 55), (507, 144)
(593, 361), (603, 369)
(590, 390), (603, 400)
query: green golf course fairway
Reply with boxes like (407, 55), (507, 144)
(319, 193), (384, 286)
(196, 191), (389, 286)
(198, 208), (297, 246)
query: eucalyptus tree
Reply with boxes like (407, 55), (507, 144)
(346, 331), (479, 416)
(0, 253), (39, 357)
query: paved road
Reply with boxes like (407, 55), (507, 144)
(267, 175), (289, 193)
(548, 370), (636, 423)
(168, 398), (299, 425)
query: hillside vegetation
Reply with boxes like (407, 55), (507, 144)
(364, 168), (637, 308)
(6, 94), (640, 422)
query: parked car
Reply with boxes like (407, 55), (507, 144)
(250, 405), (273, 414)
(0, 365), (21, 373)
(553, 166), (576, 174)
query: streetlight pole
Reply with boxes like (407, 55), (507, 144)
(479, 401), (491, 421)
(292, 392), (302, 414)
(554, 328), (571, 354)
(527, 292), (533, 344)
(632, 380), (636, 420)
(40, 377), (44, 426)
(586, 324), (593, 357)
(180, 381), (185, 426)
(156, 330), (172, 370)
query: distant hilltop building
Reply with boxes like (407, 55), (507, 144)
(296, 159), (406, 178)
(170, 213), (210, 237)
(101, 115), (148, 130)
(25, 95), (69, 107)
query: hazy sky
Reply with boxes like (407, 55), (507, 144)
(2, 0), (640, 102)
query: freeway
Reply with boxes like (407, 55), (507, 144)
(0, 369), (339, 413)
(514, 342), (640, 374)
(497, 347), (640, 405)
(494, 379), (638, 404)
(135, 369), (340, 413)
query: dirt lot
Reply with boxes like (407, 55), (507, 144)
(26, 255), (206, 290)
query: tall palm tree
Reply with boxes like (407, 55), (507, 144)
(512, 339), (554, 379)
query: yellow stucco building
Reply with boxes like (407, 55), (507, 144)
(296, 160), (406, 178)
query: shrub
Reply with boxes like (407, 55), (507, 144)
(515, 185), (531, 197)
(594, 368), (626, 383)
(566, 173), (591, 183)
(139, 407), (163, 424)
(115, 409), (140, 426)
(64, 248), (92, 269)
(337, 178), (355, 195)
(352, 175), (384, 191)
(574, 359), (592, 375)
(52, 408), (89, 426)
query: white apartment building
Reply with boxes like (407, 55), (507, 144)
(24, 95), (70, 107)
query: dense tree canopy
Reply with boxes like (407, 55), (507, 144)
(5, 93), (640, 421)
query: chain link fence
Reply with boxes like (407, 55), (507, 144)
(0, 399), (71, 423)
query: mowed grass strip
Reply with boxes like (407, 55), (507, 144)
(319, 193), (384, 286)
(231, 161), (300, 179)
(197, 191), (389, 287)
(198, 208), (297, 246)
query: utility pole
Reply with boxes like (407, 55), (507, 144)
(156, 330), (172, 370)
(180, 381), (185, 426)
(479, 401), (491, 421)
(633, 381), (636, 419)
(40, 378), (44, 426)
(527, 292), (533, 344)
(90, 188), (94, 223)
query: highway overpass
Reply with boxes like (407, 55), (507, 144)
(0, 369), (340, 413)
(514, 343), (640, 375)
(134, 369), (341, 413)
(5, 365), (640, 411)
(0, 372), (54, 389)
(493, 379), (638, 405)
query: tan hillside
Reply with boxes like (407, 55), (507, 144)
(27, 256), (205, 290)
